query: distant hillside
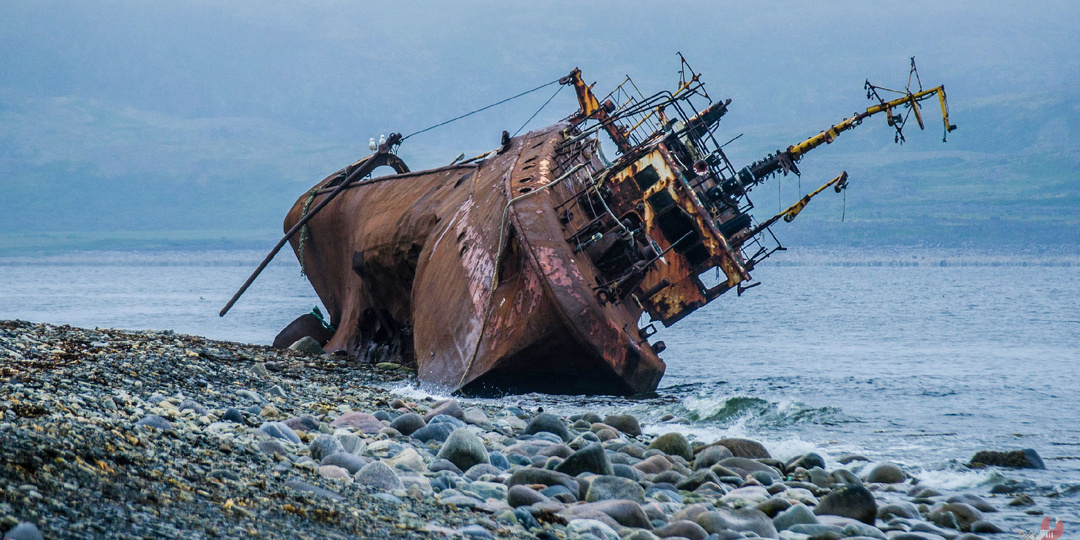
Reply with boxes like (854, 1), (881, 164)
(1, 1), (1076, 254)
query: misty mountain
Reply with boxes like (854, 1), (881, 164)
(1, 1), (1077, 254)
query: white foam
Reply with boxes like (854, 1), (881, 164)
(388, 383), (452, 401)
(913, 467), (1002, 490)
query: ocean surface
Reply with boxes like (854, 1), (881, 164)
(2, 247), (1078, 527)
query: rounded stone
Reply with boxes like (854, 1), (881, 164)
(388, 412), (425, 435)
(864, 462), (906, 483)
(320, 452), (368, 474)
(603, 414), (642, 436)
(584, 475), (646, 503)
(423, 399), (465, 421)
(507, 484), (548, 507)
(524, 413), (571, 442)
(135, 414), (174, 431)
(696, 507), (779, 539)
(772, 503), (820, 531)
(309, 434), (344, 461)
(556, 443), (613, 477)
(693, 444), (734, 470)
(221, 407), (245, 424)
(411, 422), (455, 442)
(3, 522), (43, 540)
(814, 484), (878, 525)
(259, 421), (301, 444)
(716, 437), (771, 459)
(655, 519), (709, 540)
(648, 432), (692, 460)
(436, 428), (489, 472)
(354, 461), (403, 491)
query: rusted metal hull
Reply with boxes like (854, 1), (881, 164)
(285, 124), (666, 395)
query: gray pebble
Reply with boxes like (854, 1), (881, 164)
(354, 461), (403, 491)
(135, 414), (173, 431)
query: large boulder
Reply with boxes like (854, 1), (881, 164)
(814, 485), (877, 525)
(435, 428), (489, 472)
(968, 449), (1045, 469)
(556, 443), (613, 477)
(716, 437), (771, 459)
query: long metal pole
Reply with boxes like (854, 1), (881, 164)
(219, 134), (400, 317)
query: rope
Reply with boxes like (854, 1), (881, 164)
(512, 84), (565, 137)
(402, 79), (561, 141)
(298, 187), (318, 276)
(456, 163), (587, 390)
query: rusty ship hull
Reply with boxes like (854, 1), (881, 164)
(286, 124), (698, 395)
(266, 62), (954, 396)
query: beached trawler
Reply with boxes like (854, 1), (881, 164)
(221, 57), (955, 395)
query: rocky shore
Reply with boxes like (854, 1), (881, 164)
(1, 321), (1026, 539)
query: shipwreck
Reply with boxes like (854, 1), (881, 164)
(221, 57), (955, 395)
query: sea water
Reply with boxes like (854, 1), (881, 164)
(2, 247), (1078, 526)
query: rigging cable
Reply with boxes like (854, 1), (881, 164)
(401, 78), (561, 141)
(512, 84), (566, 137)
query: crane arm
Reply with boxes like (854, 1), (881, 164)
(738, 84), (956, 187)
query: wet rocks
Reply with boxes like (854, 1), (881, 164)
(585, 475), (646, 503)
(308, 434), (344, 461)
(773, 503), (820, 530)
(716, 437), (771, 459)
(423, 399), (465, 421)
(435, 428), (488, 471)
(0, 321), (1019, 540)
(259, 421), (301, 444)
(524, 413), (571, 442)
(696, 507), (779, 538)
(2, 522), (43, 540)
(330, 411), (383, 433)
(135, 414), (174, 431)
(864, 462), (906, 483)
(968, 448), (1045, 469)
(555, 443), (613, 477)
(814, 484), (877, 524)
(354, 461), (403, 491)
(647, 432), (692, 460)
(603, 414), (641, 436)
(287, 336), (324, 355)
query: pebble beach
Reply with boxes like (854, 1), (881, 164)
(0, 320), (1051, 539)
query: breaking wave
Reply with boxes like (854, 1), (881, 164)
(674, 394), (859, 428)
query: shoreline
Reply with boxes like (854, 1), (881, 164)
(0, 321), (1049, 538)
